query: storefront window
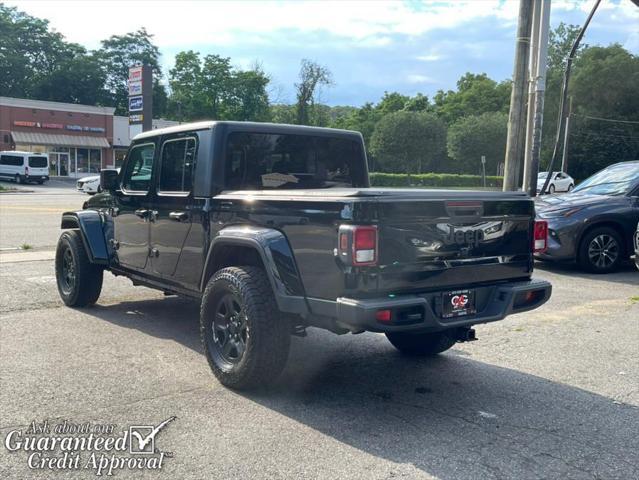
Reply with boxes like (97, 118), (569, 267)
(76, 148), (88, 174)
(90, 149), (101, 172)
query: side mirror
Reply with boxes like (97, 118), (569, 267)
(100, 169), (119, 192)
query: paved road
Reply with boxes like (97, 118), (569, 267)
(0, 178), (86, 250)
(1, 186), (638, 479)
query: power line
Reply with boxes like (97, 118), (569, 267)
(570, 131), (639, 140)
(571, 113), (639, 125)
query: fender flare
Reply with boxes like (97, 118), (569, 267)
(200, 226), (308, 316)
(61, 210), (109, 265)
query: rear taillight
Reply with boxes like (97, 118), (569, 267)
(338, 225), (378, 266)
(533, 220), (548, 253)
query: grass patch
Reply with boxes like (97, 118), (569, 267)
(20, 243), (33, 250)
(630, 296), (639, 304)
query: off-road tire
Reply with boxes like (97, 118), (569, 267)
(578, 226), (624, 274)
(386, 330), (457, 356)
(55, 230), (104, 306)
(200, 266), (290, 390)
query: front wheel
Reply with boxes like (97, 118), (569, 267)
(567, 184), (574, 192)
(55, 230), (104, 306)
(578, 227), (624, 273)
(548, 184), (555, 194)
(15, 174), (22, 184)
(386, 330), (457, 356)
(200, 266), (290, 390)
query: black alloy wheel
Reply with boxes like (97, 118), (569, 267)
(60, 248), (76, 296)
(212, 292), (249, 365)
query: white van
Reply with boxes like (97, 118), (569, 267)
(0, 151), (50, 184)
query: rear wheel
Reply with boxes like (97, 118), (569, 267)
(15, 174), (21, 184)
(200, 266), (290, 390)
(386, 330), (457, 356)
(55, 230), (104, 306)
(578, 227), (624, 273)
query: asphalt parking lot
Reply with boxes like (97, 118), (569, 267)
(1, 181), (638, 479)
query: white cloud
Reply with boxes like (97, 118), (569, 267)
(8, 0), (521, 49)
(406, 74), (436, 84)
(416, 54), (442, 62)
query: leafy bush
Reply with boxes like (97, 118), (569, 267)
(369, 172), (503, 188)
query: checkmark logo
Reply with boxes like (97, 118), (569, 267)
(129, 416), (176, 455)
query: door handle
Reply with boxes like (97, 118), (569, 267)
(169, 211), (189, 222)
(134, 209), (149, 219)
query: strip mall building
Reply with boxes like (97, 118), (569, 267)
(0, 97), (177, 178)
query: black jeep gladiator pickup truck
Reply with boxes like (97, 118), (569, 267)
(55, 121), (551, 389)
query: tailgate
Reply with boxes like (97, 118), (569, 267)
(375, 195), (534, 294)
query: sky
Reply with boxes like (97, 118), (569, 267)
(7, 0), (639, 106)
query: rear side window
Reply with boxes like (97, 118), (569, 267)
(0, 155), (24, 166)
(121, 143), (155, 192)
(29, 156), (48, 168)
(225, 132), (367, 190)
(158, 137), (196, 193)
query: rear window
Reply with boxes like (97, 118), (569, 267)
(225, 132), (367, 190)
(28, 156), (48, 168)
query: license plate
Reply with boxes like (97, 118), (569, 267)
(442, 289), (476, 318)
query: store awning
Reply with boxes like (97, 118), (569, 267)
(11, 131), (110, 149)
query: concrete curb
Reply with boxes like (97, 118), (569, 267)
(0, 250), (56, 263)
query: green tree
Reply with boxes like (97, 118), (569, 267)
(168, 51), (271, 122)
(0, 4), (107, 104)
(270, 104), (297, 124)
(403, 93), (431, 112)
(370, 111), (447, 174)
(229, 68), (271, 121)
(376, 91), (409, 116)
(433, 73), (511, 124)
(32, 52), (108, 105)
(540, 25), (639, 178)
(96, 28), (167, 116)
(167, 50), (205, 120)
(294, 59), (332, 125)
(447, 112), (508, 175)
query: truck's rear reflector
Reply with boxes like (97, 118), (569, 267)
(533, 220), (548, 253)
(338, 225), (378, 266)
(375, 309), (392, 322)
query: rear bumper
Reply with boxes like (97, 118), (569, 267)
(25, 175), (49, 182)
(333, 278), (551, 333)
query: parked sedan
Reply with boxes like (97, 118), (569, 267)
(535, 161), (639, 273)
(77, 168), (119, 195)
(537, 171), (575, 194)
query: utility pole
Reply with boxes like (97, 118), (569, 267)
(503, 0), (534, 191)
(561, 96), (572, 173)
(540, 0), (601, 195)
(523, 0), (551, 197)
(522, 0), (541, 191)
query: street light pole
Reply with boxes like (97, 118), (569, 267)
(540, 0), (601, 195)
